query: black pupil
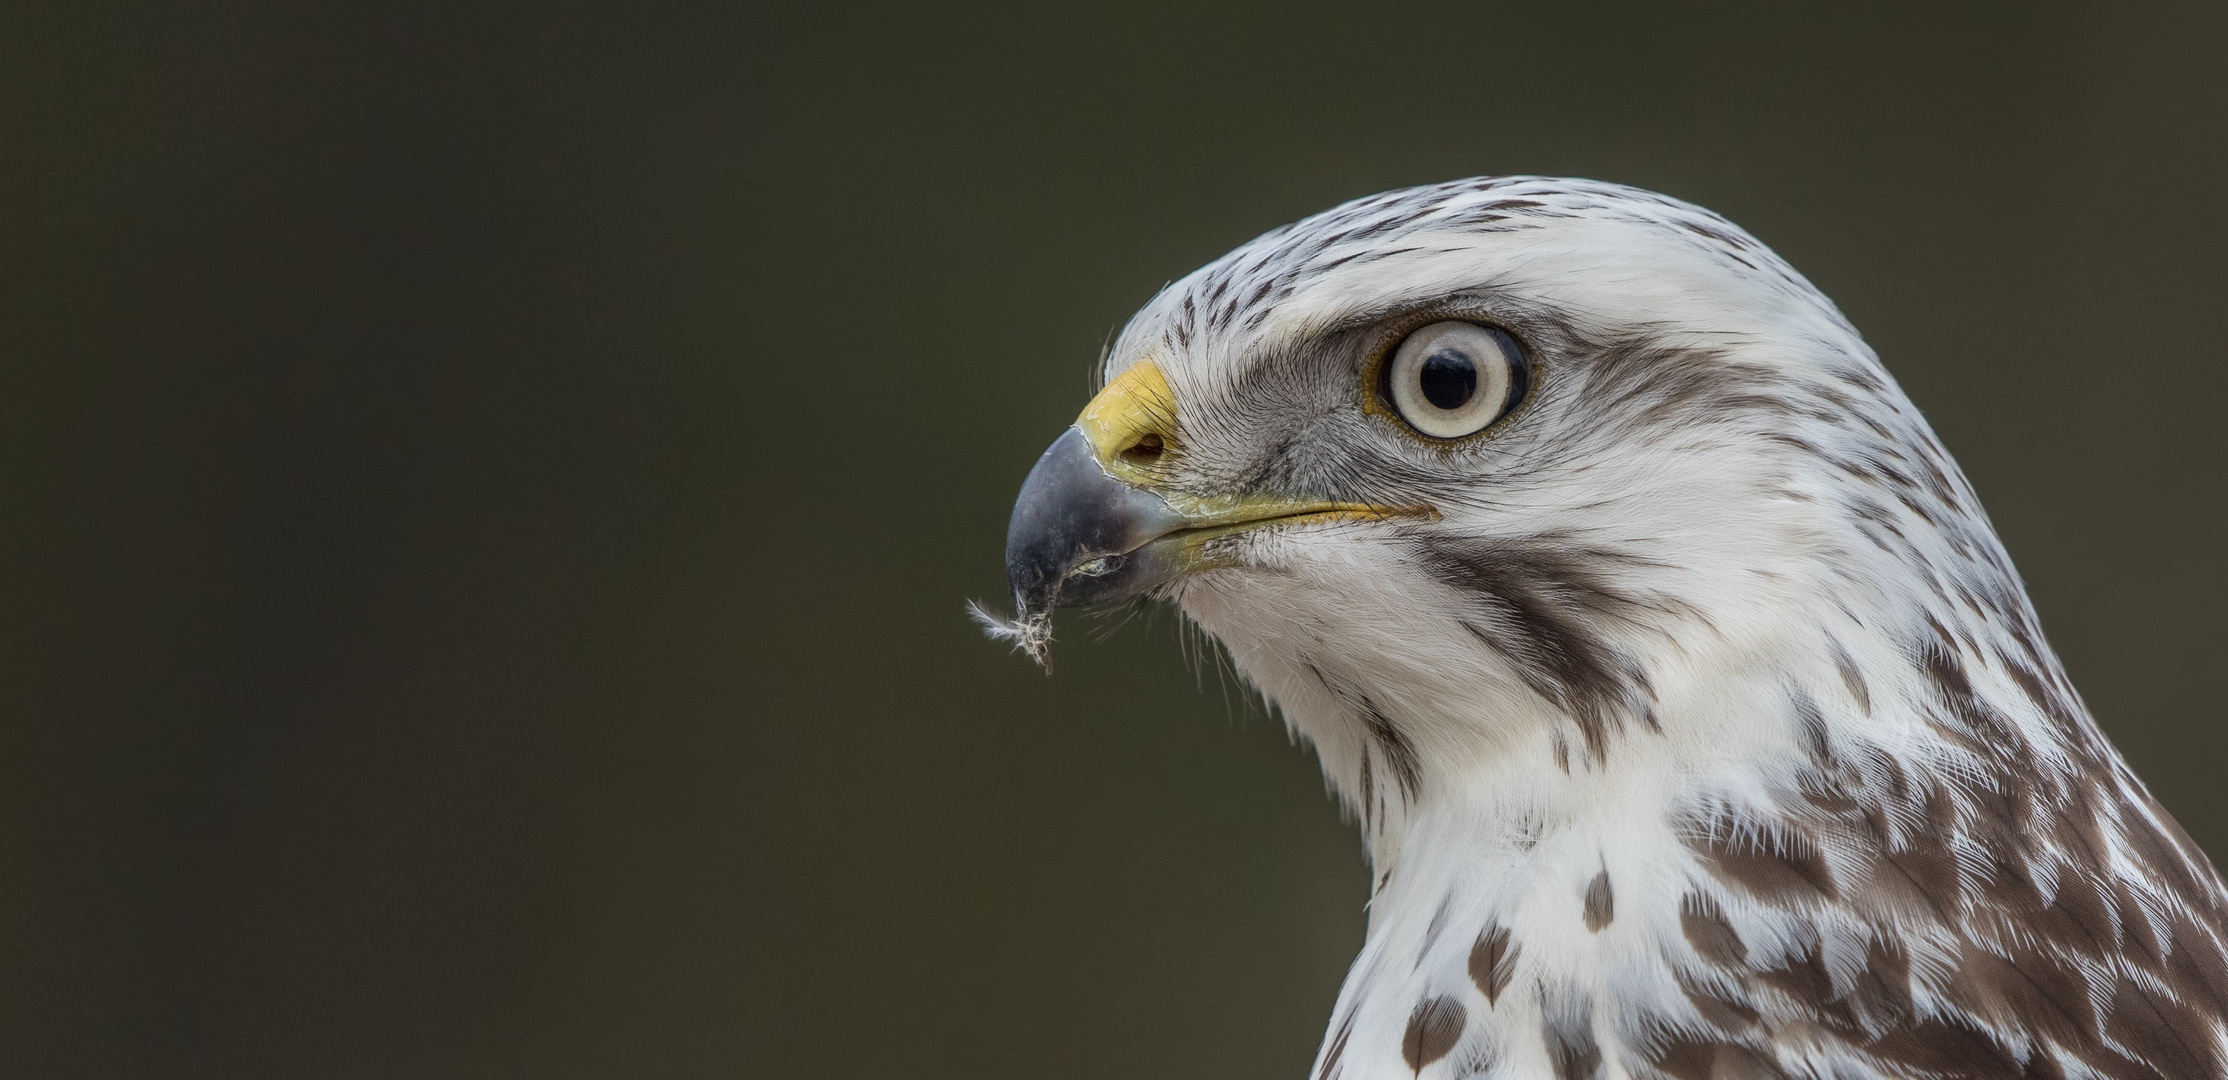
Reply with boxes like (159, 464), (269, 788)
(1418, 349), (1478, 410)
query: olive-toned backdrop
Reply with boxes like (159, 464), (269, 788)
(2, 2), (2222, 1076)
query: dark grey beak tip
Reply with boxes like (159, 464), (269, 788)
(1003, 426), (1184, 621)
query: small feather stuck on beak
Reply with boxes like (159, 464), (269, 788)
(966, 599), (1056, 672)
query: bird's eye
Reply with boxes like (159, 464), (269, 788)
(1382, 321), (1526, 439)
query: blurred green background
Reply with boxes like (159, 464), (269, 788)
(1, 2), (2222, 1076)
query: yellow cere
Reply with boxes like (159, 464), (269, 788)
(1076, 360), (1180, 478)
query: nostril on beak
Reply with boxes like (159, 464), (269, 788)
(1078, 359), (1179, 478)
(1119, 432), (1166, 465)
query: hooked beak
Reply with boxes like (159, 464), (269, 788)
(997, 361), (1426, 661)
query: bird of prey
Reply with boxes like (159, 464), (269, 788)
(977, 177), (2228, 1079)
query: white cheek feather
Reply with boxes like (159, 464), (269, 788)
(1063, 178), (2228, 1078)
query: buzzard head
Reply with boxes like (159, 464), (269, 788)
(982, 178), (2228, 1080)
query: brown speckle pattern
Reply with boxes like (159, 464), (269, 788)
(1468, 924), (1518, 1006)
(1400, 996), (1466, 1074)
(1583, 870), (1614, 932)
